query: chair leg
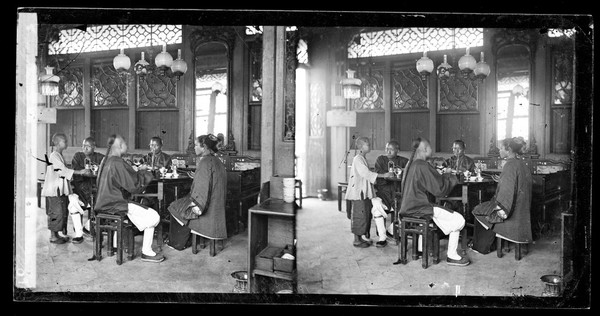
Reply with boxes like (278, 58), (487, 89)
(210, 239), (216, 257)
(298, 186), (302, 208)
(399, 223), (408, 264)
(156, 221), (163, 251)
(192, 234), (198, 254)
(338, 186), (342, 211)
(496, 238), (503, 258)
(107, 228), (114, 257)
(411, 232), (419, 260)
(422, 227), (429, 269)
(94, 219), (102, 261)
(116, 221), (123, 265)
(432, 230), (440, 264)
(127, 227), (135, 261)
(515, 243), (522, 261)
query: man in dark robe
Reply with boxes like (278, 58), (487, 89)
(444, 140), (475, 173)
(71, 137), (104, 207)
(168, 134), (228, 250)
(95, 135), (165, 263)
(373, 140), (409, 238)
(145, 136), (172, 171)
(471, 138), (532, 254)
(400, 138), (470, 266)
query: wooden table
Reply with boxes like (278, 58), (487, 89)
(437, 177), (497, 252)
(247, 198), (297, 294)
(137, 174), (194, 247)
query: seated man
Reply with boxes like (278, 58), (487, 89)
(373, 140), (409, 245)
(71, 137), (105, 234)
(400, 137), (470, 266)
(444, 140), (475, 174)
(94, 134), (165, 263)
(141, 136), (171, 171)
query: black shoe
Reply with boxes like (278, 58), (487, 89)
(376, 240), (388, 248)
(72, 237), (84, 244)
(141, 253), (165, 263)
(49, 237), (68, 244)
(353, 240), (371, 248)
(446, 256), (470, 266)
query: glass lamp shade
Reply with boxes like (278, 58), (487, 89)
(134, 52), (150, 76)
(341, 69), (362, 99)
(212, 81), (224, 93)
(458, 47), (476, 77)
(40, 66), (60, 96)
(170, 49), (188, 78)
(436, 55), (452, 81)
(473, 52), (490, 80)
(512, 84), (525, 96)
(113, 48), (131, 72)
(416, 51), (434, 80)
(155, 44), (173, 70)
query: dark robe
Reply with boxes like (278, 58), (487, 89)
(71, 151), (105, 207)
(168, 155), (227, 239)
(445, 154), (475, 173)
(146, 151), (172, 170)
(95, 156), (154, 214)
(399, 159), (459, 218)
(374, 155), (409, 210)
(472, 158), (532, 243)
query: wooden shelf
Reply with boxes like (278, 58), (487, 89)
(252, 269), (295, 281)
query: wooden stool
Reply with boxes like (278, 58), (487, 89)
(191, 233), (224, 257)
(94, 212), (135, 265)
(295, 179), (303, 209)
(496, 236), (528, 260)
(395, 215), (440, 269)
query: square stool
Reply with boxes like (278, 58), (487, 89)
(496, 236), (529, 260)
(191, 233), (224, 257)
(337, 182), (352, 218)
(394, 215), (440, 269)
(94, 212), (135, 265)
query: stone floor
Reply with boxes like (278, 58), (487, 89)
(21, 196), (563, 306)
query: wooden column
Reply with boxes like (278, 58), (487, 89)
(261, 26), (295, 183)
(15, 12), (39, 289)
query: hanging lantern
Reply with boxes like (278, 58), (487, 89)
(212, 81), (224, 93)
(170, 49), (188, 79)
(436, 55), (452, 82)
(40, 66), (60, 96)
(113, 48), (131, 73)
(458, 47), (476, 78)
(155, 44), (173, 73)
(473, 51), (491, 81)
(341, 69), (362, 99)
(416, 51), (434, 80)
(134, 52), (150, 76)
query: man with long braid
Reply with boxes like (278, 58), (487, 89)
(94, 134), (165, 263)
(399, 137), (471, 266)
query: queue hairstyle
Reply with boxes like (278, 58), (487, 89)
(400, 137), (424, 197)
(97, 134), (119, 187)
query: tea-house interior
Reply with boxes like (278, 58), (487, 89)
(14, 8), (592, 307)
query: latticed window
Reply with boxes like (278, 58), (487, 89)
(348, 28), (483, 58)
(244, 26), (298, 35)
(547, 28), (575, 38)
(48, 24), (182, 55)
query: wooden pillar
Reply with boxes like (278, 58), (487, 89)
(261, 26), (295, 183)
(15, 12), (39, 289)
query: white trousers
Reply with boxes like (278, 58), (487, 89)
(432, 206), (465, 259)
(127, 203), (160, 231)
